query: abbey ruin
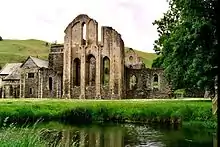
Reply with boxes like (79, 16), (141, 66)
(0, 14), (170, 99)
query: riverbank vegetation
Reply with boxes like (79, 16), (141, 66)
(152, 0), (217, 96)
(0, 99), (216, 129)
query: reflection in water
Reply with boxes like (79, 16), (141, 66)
(39, 122), (214, 147)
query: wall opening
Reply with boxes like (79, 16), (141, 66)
(153, 74), (159, 90)
(129, 75), (137, 90)
(102, 56), (110, 86)
(28, 73), (34, 78)
(29, 88), (33, 95)
(73, 58), (81, 86)
(82, 23), (86, 45)
(129, 56), (133, 62)
(86, 54), (96, 86)
(9, 85), (13, 96)
(49, 77), (52, 91)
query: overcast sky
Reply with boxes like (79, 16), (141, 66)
(0, 0), (169, 53)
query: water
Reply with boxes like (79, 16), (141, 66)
(36, 122), (215, 147)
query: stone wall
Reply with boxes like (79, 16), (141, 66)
(125, 68), (170, 99)
(20, 68), (40, 98)
(125, 48), (145, 69)
(63, 14), (125, 99)
(1, 80), (20, 98)
(41, 69), (62, 98)
(48, 44), (64, 74)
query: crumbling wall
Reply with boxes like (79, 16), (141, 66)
(125, 68), (151, 99)
(1, 81), (20, 98)
(125, 48), (145, 69)
(149, 68), (170, 98)
(41, 69), (62, 98)
(63, 14), (125, 99)
(48, 44), (64, 74)
(125, 68), (170, 99)
(100, 26), (125, 99)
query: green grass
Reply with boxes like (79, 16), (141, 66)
(0, 122), (46, 147)
(0, 120), (77, 147)
(0, 39), (49, 67)
(0, 99), (216, 129)
(0, 39), (158, 68)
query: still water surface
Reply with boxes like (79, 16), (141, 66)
(37, 122), (215, 147)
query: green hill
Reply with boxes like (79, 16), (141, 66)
(0, 39), (158, 68)
(0, 39), (49, 68)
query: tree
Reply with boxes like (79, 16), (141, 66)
(152, 0), (217, 93)
(0, 36), (3, 41)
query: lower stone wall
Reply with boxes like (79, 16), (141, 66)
(101, 86), (111, 99)
(125, 67), (171, 99)
(86, 86), (96, 99)
(126, 88), (150, 99)
(149, 91), (170, 99)
(72, 86), (81, 98)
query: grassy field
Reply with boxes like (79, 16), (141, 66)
(0, 39), (158, 68)
(0, 39), (49, 67)
(0, 99), (216, 129)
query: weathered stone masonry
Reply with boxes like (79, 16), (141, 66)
(63, 14), (125, 99)
(0, 14), (170, 99)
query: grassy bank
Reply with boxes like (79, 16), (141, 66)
(0, 99), (216, 129)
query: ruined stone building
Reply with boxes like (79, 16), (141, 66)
(0, 14), (170, 99)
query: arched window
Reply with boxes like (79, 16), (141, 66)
(74, 58), (81, 86)
(129, 56), (133, 62)
(86, 54), (96, 86)
(129, 75), (137, 90)
(102, 56), (110, 86)
(82, 23), (86, 45)
(153, 74), (159, 89)
(49, 77), (52, 91)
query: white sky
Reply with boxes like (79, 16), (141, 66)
(0, 0), (169, 53)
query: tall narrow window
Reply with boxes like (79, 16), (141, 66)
(82, 23), (86, 45)
(74, 58), (81, 86)
(49, 77), (52, 91)
(86, 54), (96, 86)
(129, 75), (137, 90)
(102, 56), (110, 86)
(153, 74), (159, 89)
(9, 85), (13, 96)
(29, 88), (33, 95)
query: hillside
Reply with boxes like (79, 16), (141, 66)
(0, 39), (49, 68)
(0, 39), (158, 68)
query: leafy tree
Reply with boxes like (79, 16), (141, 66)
(0, 36), (3, 41)
(152, 0), (217, 93)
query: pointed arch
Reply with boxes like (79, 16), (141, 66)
(102, 56), (110, 86)
(153, 74), (159, 89)
(73, 58), (81, 86)
(129, 75), (137, 90)
(86, 54), (96, 86)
